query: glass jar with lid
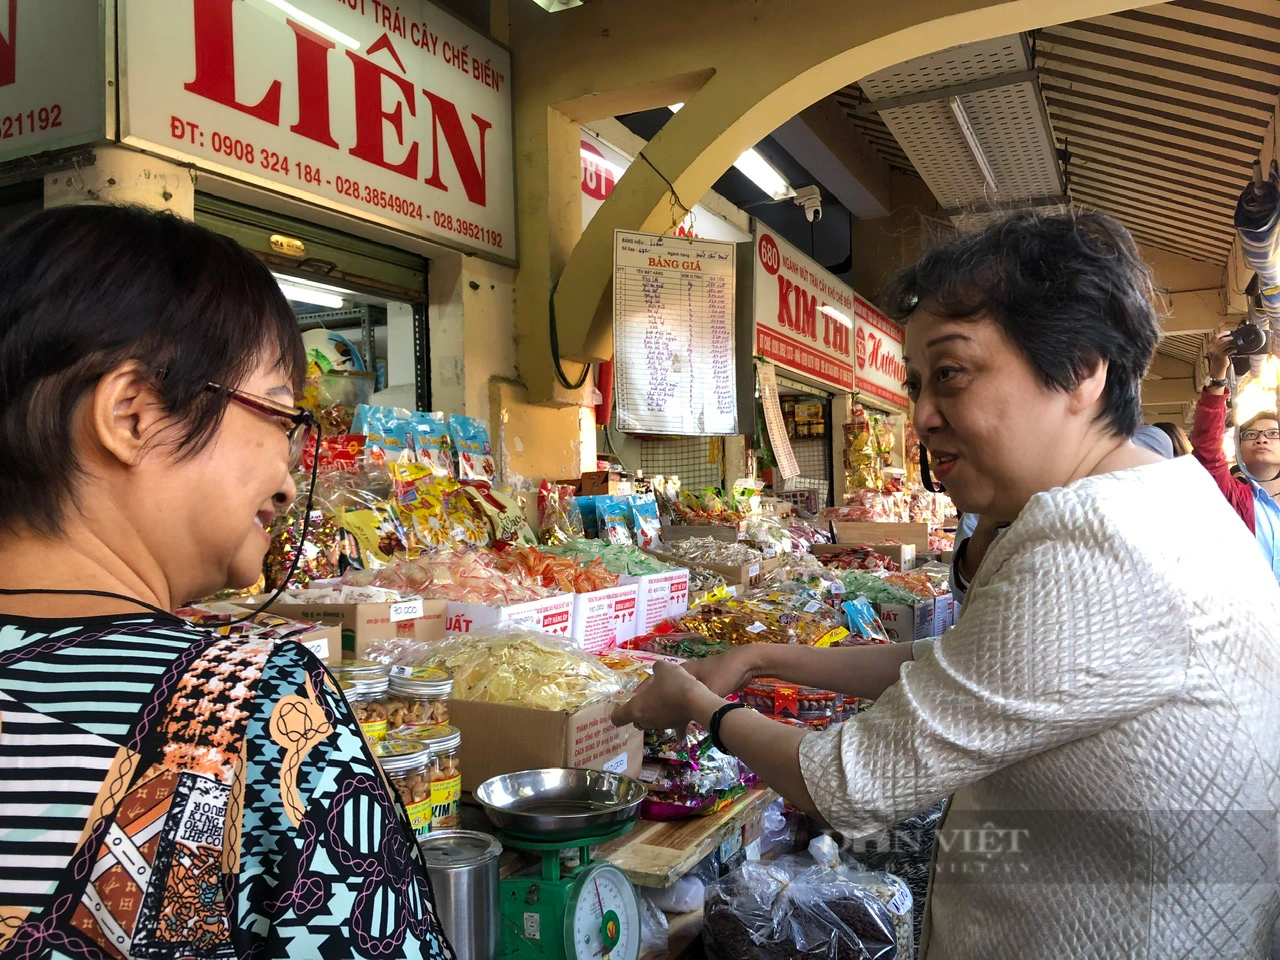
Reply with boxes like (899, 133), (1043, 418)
(331, 660), (390, 743)
(386, 666), (453, 732)
(400, 723), (462, 831)
(372, 738), (433, 837)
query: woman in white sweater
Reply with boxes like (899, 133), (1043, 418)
(614, 211), (1280, 959)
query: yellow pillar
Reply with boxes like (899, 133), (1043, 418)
(508, 0), (1158, 404)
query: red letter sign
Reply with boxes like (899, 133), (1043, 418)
(0, 0), (16, 90)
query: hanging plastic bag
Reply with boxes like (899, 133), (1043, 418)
(628, 494), (663, 550)
(447, 414), (496, 482)
(598, 495), (634, 545)
(412, 411), (454, 476)
(702, 855), (901, 960)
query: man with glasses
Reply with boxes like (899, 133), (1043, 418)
(1192, 325), (1280, 579)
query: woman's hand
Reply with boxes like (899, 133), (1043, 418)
(611, 661), (724, 731)
(681, 646), (765, 697)
(1206, 324), (1235, 383)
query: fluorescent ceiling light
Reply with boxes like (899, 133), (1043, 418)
(255, 0), (361, 49)
(579, 147), (628, 180)
(528, 0), (584, 10)
(668, 102), (793, 201)
(271, 273), (353, 296)
(277, 282), (345, 309)
(948, 96), (997, 192)
(820, 305), (852, 328)
(734, 148), (794, 201)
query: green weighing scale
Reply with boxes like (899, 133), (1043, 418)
(475, 769), (646, 960)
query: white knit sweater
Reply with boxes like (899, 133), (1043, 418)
(800, 456), (1280, 959)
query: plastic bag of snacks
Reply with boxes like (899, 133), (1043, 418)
(628, 494), (663, 551)
(598, 495), (635, 545)
(447, 414), (496, 482)
(344, 550), (550, 606)
(413, 627), (626, 711)
(841, 599), (891, 644)
(501, 545), (619, 593)
(545, 539), (676, 577)
(462, 485), (536, 546)
(632, 632), (735, 661)
(538, 481), (585, 545)
(817, 546), (898, 573)
(353, 404), (417, 463)
(389, 462), (489, 551)
(412, 411), (453, 476)
(703, 855), (902, 960)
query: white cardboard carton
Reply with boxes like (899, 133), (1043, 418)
(875, 600), (937, 644)
(570, 584), (641, 654)
(619, 568), (691, 633)
(444, 594), (574, 637)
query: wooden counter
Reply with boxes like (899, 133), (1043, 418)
(596, 787), (777, 889)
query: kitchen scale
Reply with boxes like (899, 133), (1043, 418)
(475, 768), (646, 960)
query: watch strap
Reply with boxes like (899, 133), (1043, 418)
(709, 701), (748, 754)
(1207, 377), (1229, 388)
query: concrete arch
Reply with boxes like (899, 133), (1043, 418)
(511, 0), (1156, 402)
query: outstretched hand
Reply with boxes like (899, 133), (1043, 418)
(611, 660), (723, 731)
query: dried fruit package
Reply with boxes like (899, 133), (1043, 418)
(412, 411), (454, 475)
(598, 496), (634, 545)
(628, 494), (663, 550)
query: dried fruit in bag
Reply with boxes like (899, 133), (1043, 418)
(447, 414), (496, 482)
(628, 494), (663, 550)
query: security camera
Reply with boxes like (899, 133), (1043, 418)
(793, 184), (822, 223)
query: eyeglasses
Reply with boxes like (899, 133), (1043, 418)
(1242, 429), (1280, 442)
(206, 383), (317, 467)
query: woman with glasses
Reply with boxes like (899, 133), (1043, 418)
(614, 212), (1280, 958)
(1193, 324), (1280, 580)
(0, 205), (453, 959)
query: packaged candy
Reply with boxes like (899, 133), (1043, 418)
(632, 632), (734, 661)
(644, 724), (711, 766)
(412, 411), (453, 476)
(447, 414), (496, 482)
(741, 679), (843, 724)
(546, 539), (677, 577)
(841, 598), (891, 644)
(538, 481), (585, 545)
(598, 495), (635, 546)
(389, 463), (489, 551)
(345, 550), (550, 606)
(353, 404), (418, 463)
(628, 494), (663, 551)
(660, 538), (763, 567)
(462, 484), (536, 546)
(502, 545), (619, 593)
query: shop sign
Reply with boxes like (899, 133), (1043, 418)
(119, 0), (515, 262)
(752, 227), (856, 392)
(854, 295), (908, 409)
(581, 128), (749, 244)
(0, 0), (107, 164)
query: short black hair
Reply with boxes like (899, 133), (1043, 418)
(0, 203), (304, 535)
(885, 210), (1161, 437)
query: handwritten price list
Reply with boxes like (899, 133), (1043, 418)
(613, 230), (738, 435)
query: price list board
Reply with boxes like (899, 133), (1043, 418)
(613, 229), (738, 435)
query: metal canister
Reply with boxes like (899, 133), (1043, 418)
(417, 830), (502, 960)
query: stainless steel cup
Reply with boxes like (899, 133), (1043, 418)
(417, 830), (502, 960)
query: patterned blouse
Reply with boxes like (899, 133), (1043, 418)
(0, 614), (455, 960)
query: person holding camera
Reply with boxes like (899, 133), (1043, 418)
(1193, 323), (1280, 578)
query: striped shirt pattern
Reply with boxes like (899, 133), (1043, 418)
(0, 617), (195, 918)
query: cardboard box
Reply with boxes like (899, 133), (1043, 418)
(646, 550), (777, 588)
(444, 594), (575, 637)
(570, 584), (640, 654)
(249, 595), (448, 661)
(188, 601), (340, 663)
(449, 697), (643, 793)
(619, 568), (691, 633)
(934, 594), (956, 632)
(568, 470), (634, 497)
(832, 521), (931, 555)
(811, 542), (916, 570)
(874, 600), (937, 643)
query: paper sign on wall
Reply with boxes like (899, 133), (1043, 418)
(757, 362), (799, 480)
(613, 229), (737, 436)
(118, 0), (515, 262)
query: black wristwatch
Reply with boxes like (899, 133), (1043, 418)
(709, 702), (748, 754)
(1207, 377), (1229, 389)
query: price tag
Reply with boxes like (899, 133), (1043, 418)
(746, 622), (767, 634)
(603, 752), (629, 774)
(803, 600), (823, 614)
(830, 582), (846, 595)
(389, 665), (413, 678)
(748, 563), (761, 579)
(390, 598), (424, 623)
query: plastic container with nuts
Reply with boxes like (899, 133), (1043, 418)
(373, 738), (434, 837)
(332, 660), (390, 743)
(740, 678), (843, 724)
(386, 666), (453, 731)
(399, 723), (462, 831)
